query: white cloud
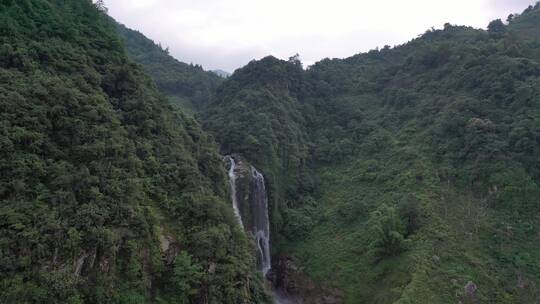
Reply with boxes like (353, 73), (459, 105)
(104, 0), (537, 71)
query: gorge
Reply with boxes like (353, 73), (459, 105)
(2, 1), (540, 303)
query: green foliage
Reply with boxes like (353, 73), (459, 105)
(165, 251), (203, 304)
(398, 195), (421, 236)
(3, 0), (540, 303)
(202, 4), (540, 303)
(115, 21), (222, 112)
(203, 56), (310, 245)
(0, 1), (264, 303)
(488, 19), (506, 35)
(281, 196), (318, 240)
(369, 205), (406, 257)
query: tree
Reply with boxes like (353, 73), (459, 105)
(0, 1), (259, 302)
(94, 0), (108, 13)
(288, 53), (302, 67)
(169, 252), (203, 304)
(369, 205), (406, 257)
(487, 19), (506, 35)
(507, 14), (515, 23)
(398, 195), (421, 236)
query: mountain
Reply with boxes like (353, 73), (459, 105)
(202, 3), (540, 303)
(508, 3), (540, 43)
(115, 22), (223, 113)
(204, 57), (309, 242)
(2, 1), (540, 303)
(0, 1), (267, 303)
(211, 70), (232, 78)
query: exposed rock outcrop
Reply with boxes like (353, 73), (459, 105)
(159, 233), (181, 265)
(226, 154), (342, 303)
(225, 155), (253, 228)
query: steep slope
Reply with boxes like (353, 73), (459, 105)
(0, 1), (266, 303)
(203, 4), (540, 303)
(204, 56), (311, 246)
(508, 3), (540, 41)
(115, 22), (223, 113)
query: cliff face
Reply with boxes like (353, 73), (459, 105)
(227, 155), (254, 229)
(226, 155), (271, 274)
(227, 155), (342, 304)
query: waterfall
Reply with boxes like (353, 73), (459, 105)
(228, 157), (244, 228)
(227, 156), (293, 303)
(226, 156), (272, 275)
(251, 167), (271, 275)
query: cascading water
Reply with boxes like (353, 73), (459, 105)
(227, 157), (244, 228)
(226, 156), (271, 275)
(227, 156), (290, 303)
(251, 167), (271, 275)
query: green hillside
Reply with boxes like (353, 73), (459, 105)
(0, 1), (266, 303)
(202, 4), (540, 303)
(115, 22), (222, 113)
(204, 56), (310, 241)
(2, 0), (540, 303)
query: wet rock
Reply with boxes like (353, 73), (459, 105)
(226, 154), (253, 229)
(225, 154), (271, 274)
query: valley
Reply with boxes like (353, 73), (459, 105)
(1, 1), (540, 303)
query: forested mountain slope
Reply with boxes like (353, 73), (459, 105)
(0, 1), (266, 303)
(2, 1), (540, 303)
(115, 22), (222, 113)
(204, 56), (311, 242)
(203, 3), (540, 303)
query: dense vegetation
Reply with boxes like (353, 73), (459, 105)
(0, 1), (267, 303)
(201, 3), (540, 303)
(115, 22), (223, 113)
(2, 0), (540, 303)
(204, 56), (311, 243)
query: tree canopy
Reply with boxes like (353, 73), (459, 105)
(200, 3), (540, 302)
(0, 1), (267, 303)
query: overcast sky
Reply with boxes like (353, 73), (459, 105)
(105, 0), (536, 72)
